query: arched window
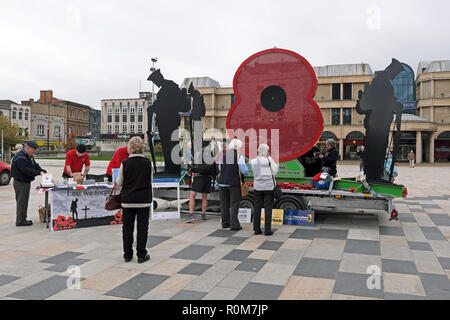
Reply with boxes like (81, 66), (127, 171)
(25, 110), (29, 120)
(321, 131), (337, 140)
(346, 131), (365, 140)
(19, 108), (23, 120)
(12, 108), (17, 119)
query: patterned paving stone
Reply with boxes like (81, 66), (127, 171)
(208, 229), (240, 238)
(289, 229), (316, 240)
(258, 241), (283, 251)
(344, 239), (381, 256)
(235, 282), (284, 300)
(218, 270), (256, 289)
(383, 293), (426, 300)
(171, 244), (214, 260)
(316, 229), (349, 240)
(408, 241), (433, 251)
(147, 235), (172, 248)
(222, 249), (253, 261)
(428, 214), (450, 226)
(171, 290), (207, 300)
(293, 257), (340, 279)
(202, 286), (240, 300)
(105, 273), (169, 299)
(7, 276), (69, 300)
(303, 239), (346, 261)
(0, 275), (20, 287)
(222, 237), (247, 246)
(339, 253), (381, 275)
(279, 276), (335, 300)
(438, 257), (450, 270)
(333, 272), (383, 299)
(419, 273), (450, 299)
(382, 272), (426, 297)
(379, 226), (405, 236)
(381, 259), (418, 275)
(40, 251), (83, 264)
(420, 227), (448, 241)
(251, 263), (295, 286)
(235, 259), (267, 273)
(178, 263), (213, 276)
(44, 258), (90, 272)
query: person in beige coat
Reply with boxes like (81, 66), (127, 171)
(408, 150), (416, 168)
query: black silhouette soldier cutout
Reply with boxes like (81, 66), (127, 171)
(356, 59), (404, 183)
(147, 69), (190, 175)
(188, 82), (206, 159)
(70, 199), (78, 221)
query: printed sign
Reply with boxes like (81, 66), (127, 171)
(284, 210), (315, 226)
(50, 186), (121, 231)
(151, 179), (181, 220)
(238, 208), (252, 223)
(261, 209), (285, 226)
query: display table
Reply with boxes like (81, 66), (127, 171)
(37, 184), (120, 231)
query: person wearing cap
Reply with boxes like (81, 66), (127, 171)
(106, 146), (129, 182)
(11, 141), (47, 226)
(319, 139), (339, 177)
(63, 144), (90, 179)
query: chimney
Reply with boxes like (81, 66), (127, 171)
(40, 90), (53, 103)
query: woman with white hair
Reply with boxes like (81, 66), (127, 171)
(250, 144), (278, 236)
(115, 136), (152, 264)
(218, 138), (249, 230)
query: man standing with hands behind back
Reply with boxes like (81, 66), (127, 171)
(63, 144), (90, 180)
(11, 141), (47, 226)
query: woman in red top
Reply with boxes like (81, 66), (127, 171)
(106, 146), (129, 182)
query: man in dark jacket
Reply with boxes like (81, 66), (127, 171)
(11, 141), (46, 226)
(319, 139), (339, 177)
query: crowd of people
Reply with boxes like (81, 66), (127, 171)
(10, 136), (343, 264)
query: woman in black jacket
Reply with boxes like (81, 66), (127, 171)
(319, 139), (339, 177)
(116, 137), (152, 263)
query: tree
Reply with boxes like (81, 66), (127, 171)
(64, 131), (78, 152)
(0, 116), (23, 148)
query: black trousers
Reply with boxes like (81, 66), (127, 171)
(219, 186), (241, 229)
(253, 190), (274, 233)
(122, 207), (150, 259)
(13, 180), (31, 225)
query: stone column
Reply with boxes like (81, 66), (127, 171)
(339, 138), (344, 161)
(429, 132), (436, 163)
(416, 131), (423, 164)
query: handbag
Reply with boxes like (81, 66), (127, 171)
(238, 169), (249, 197)
(268, 160), (282, 200)
(105, 186), (122, 211)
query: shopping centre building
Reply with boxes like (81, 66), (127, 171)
(180, 60), (450, 163)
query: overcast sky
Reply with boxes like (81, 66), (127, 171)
(1, 0), (449, 109)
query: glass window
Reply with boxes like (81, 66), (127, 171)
(343, 108), (352, 125)
(12, 109), (16, 119)
(332, 84), (341, 100)
(25, 110), (29, 120)
(122, 106), (127, 114)
(332, 108), (341, 125)
(38, 124), (44, 136)
(343, 83), (352, 100)
(107, 106), (112, 114)
(130, 123), (135, 133)
(19, 109), (23, 120)
(122, 124), (127, 132)
(130, 106), (135, 114)
(54, 126), (60, 137)
(114, 124), (119, 133)
(107, 124), (112, 133)
(122, 115), (127, 122)
(137, 123), (142, 133)
(115, 106), (120, 114)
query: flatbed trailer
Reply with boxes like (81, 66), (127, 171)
(153, 177), (403, 220)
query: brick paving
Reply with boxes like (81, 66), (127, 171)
(0, 161), (450, 300)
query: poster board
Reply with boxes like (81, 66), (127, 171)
(50, 185), (122, 231)
(238, 208), (252, 223)
(260, 209), (285, 226)
(151, 177), (181, 220)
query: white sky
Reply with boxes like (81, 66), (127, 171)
(1, 0), (449, 109)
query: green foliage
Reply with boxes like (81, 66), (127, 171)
(0, 116), (24, 148)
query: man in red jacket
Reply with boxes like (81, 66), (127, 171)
(63, 144), (90, 179)
(106, 146), (129, 182)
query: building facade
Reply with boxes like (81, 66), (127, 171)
(22, 99), (65, 150)
(416, 60), (450, 162)
(99, 92), (152, 150)
(0, 100), (13, 119)
(0, 100), (31, 138)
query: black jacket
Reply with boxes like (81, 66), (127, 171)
(218, 151), (241, 187)
(11, 150), (46, 183)
(121, 156), (152, 205)
(321, 148), (338, 177)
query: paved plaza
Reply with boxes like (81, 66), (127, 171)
(1, 161), (450, 300)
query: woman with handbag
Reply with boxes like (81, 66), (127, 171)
(218, 139), (249, 231)
(115, 136), (152, 264)
(250, 144), (279, 236)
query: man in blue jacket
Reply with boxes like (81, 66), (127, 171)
(11, 141), (46, 226)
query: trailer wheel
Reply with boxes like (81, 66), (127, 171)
(240, 195), (255, 211)
(275, 195), (305, 211)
